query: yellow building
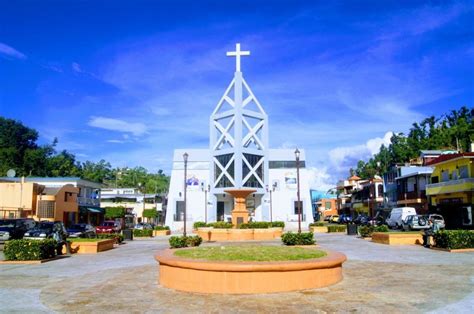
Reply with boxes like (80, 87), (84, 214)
(426, 153), (474, 229)
(0, 181), (79, 225)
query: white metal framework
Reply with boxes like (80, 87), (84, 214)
(209, 43), (269, 194)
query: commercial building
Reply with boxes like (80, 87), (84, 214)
(426, 153), (474, 229)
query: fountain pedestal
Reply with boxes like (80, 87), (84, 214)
(224, 188), (256, 227)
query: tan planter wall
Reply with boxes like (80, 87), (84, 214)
(66, 239), (115, 254)
(372, 232), (423, 245)
(310, 226), (328, 233)
(153, 230), (171, 237)
(156, 248), (347, 294)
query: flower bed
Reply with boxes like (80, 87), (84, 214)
(133, 229), (153, 237)
(155, 246), (346, 294)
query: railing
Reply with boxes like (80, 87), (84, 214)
(426, 178), (474, 189)
(77, 197), (100, 207)
(397, 191), (426, 201)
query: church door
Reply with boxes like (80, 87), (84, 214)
(217, 202), (225, 221)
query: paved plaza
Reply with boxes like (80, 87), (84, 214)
(0, 234), (473, 313)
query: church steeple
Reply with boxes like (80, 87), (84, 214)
(209, 43), (269, 193)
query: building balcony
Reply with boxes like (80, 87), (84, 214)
(426, 178), (474, 196)
(77, 197), (100, 207)
(397, 191), (427, 202)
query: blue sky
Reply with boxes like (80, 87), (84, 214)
(1, 0), (473, 189)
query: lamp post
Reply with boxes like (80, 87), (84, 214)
(266, 182), (277, 223)
(138, 182), (145, 223)
(201, 183), (210, 223)
(183, 152), (189, 236)
(295, 148), (301, 233)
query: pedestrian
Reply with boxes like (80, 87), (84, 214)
(423, 218), (433, 248)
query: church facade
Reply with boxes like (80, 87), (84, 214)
(165, 44), (313, 231)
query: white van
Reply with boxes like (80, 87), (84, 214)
(386, 207), (417, 229)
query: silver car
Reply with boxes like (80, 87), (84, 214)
(402, 215), (430, 231)
(428, 214), (446, 229)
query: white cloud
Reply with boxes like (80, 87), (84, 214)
(107, 139), (126, 143)
(72, 62), (83, 73)
(88, 116), (148, 136)
(329, 131), (393, 173)
(307, 166), (335, 192)
(0, 42), (26, 60)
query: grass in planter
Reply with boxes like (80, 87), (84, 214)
(174, 245), (326, 262)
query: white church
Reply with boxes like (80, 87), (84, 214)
(165, 43), (313, 231)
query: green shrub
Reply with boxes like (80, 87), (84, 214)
(358, 225), (373, 237)
(375, 225), (389, 233)
(98, 233), (124, 243)
(207, 221), (233, 229)
(133, 229), (153, 237)
(281, 232), (315, 246)
(4, 239), (57, 261)
(433, 230), (474, 249)
(169, 235), (203, 248)
(142, 209), (159, 219)
(358, 225), (389, 237)
(327, 225), (347, 233)
(104, 206), (126, 219)
(154, 226), (170, 231)
(309, 222), (326, 227)
(186, 235), (203, 247)
(193, 221), (207, 229)
(271, 221), (285, 228)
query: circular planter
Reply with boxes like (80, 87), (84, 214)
(155, 248), (346, 294)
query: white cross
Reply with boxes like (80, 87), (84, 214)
(226, 43), (250, 72)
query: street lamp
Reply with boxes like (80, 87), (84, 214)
(201, 183), (210, 223)
(183, 152), (189, 236)
(266, 182), (277, 223)
(295, 148), (301, 233)
(138, 182), (145, 223)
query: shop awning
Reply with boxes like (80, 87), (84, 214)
(79, 206), (105, 214)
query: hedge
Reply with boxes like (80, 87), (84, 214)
(169, 235), (203, 248)
(358, 225), (389, 237)
(281, 232), (315, 246)
(433, 230), (474, 249)
(133, 229), (153, 237)
(327, 225), (347, 233)
(193, 221), (207, 229)
(309, 222), (327, 227)
(97, 233), (124, 244)
(271, 221), (285, 228)
(4, 239), (57, 261)
(154, 226), (170, 231)
(207, 222), (233, 229)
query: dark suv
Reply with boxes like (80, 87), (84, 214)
(0, 219), (36, 243)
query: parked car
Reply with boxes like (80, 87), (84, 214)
(330, 215), (339, 223)
(428, 214), (446, 229)
(24, 221), (68, 253)
(66, 223), (96, 238)
(96, 220), (121, 234)
(402, 215), (429, 231)
(386, 207), (417, 229)
(0, 218), (36, 243)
